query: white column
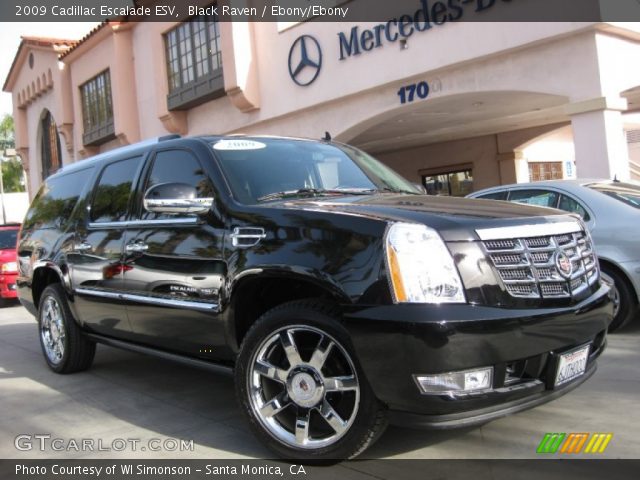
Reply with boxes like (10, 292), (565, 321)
(568, 97), (630, 180)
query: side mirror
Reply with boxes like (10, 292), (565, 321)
(143, 182), (213, 215)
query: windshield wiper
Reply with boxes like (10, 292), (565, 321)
(257, 188), (375, 203)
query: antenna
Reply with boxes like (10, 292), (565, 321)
(323, 132), (332, 141)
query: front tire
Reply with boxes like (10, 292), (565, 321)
(38, 284), (96, 373)
(601, 266), (636, 332)
(235, 300), (387, 461)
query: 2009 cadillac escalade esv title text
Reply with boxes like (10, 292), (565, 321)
(16, 135), (612, 460)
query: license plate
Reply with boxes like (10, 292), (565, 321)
(554, 345), (590, 387)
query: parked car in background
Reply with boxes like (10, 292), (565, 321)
(0, 223), (20, 307)
(468, 180), (640, 331)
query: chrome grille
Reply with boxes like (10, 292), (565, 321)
(525, 237), (551, 248)
(530, 252), (552, 263)
(485, 239), (518, 250)
(540, 282), (569, 297)
(483, 230), (599, 299)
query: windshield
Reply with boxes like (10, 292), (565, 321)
(210, 138), (420, 204)
(0, 229), (18, 249)
(588, 182), (640, 210)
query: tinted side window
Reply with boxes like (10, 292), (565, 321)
(91, 156), (142, 223)
(477, 191), (508, 201)
(141, 149), (214, 220)
(23, 168), (94, 230)
(558, 194), (591, 221)
(509, 189), (559, 208)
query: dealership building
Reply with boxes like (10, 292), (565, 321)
(3, 4), (640, 198)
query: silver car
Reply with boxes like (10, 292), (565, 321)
(468, 179), (640, 331)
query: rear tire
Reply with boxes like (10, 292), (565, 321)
(235, 300), (387, 461)
(601, 266), (636, 332)
(38, 284), (96, 373)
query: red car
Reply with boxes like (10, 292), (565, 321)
(0, 224), (20, 307)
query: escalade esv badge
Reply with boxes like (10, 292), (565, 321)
(15, 134), (613, 461)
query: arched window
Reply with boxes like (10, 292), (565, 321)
(40, 110), (62, 179)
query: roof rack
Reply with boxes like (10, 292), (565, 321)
(56, 135), (182, 175)
(158, 134), (181, 142)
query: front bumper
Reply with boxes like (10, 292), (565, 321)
(389, 362), (596, 429)
(0, 273), (18, 299)
(342, 284), (612, 426)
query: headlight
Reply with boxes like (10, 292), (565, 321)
(1, 262), (18, 274)
(385, 223), (465, 303)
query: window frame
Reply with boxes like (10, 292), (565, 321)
(163, 9), (225, 111)
(79, 69), (115, 147)
(421, 167), (474, 197)
(528, 161), (564, 182)
(40, 110), (62, 179)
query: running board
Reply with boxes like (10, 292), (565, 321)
(86, 334), (234, 377)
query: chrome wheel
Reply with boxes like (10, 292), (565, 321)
(40, 296), (66, 364)
(611, 283), (621, 319)
(248, 325), (360, 450)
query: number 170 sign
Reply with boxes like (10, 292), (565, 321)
(397, 81), (429, 104)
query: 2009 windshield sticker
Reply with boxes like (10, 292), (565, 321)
(213, 140), (266, 151)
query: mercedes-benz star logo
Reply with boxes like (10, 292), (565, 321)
(555, 251), (573, 279)
(288, 35), (322, 86)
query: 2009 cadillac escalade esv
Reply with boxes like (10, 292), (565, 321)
(16, 135), (612, 460)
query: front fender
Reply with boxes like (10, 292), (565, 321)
(227, 265), (351, 304)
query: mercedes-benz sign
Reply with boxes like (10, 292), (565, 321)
(288, 35), (322, 86)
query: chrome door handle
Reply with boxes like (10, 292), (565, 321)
(74, 242), (93, 252)
(125, 242), (149, 253)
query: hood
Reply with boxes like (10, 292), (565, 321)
(0, 248), (17, 264)
(269, 194), (580, 241)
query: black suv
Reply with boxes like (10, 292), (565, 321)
(17, 135), (612, 460)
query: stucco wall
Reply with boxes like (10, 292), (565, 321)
(68, 33), (116, 157)
(375, 134), (500, 189)
(629, 142), (640, 180)
(11, 47), (71, 194)
(1, 192), (29, 224)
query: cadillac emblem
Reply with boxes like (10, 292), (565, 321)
(555, 251), (573, 278)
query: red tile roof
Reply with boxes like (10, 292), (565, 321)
(19, 36), (79, 47)
(3, 36), (79, 92)
(58, 21), (110, 60)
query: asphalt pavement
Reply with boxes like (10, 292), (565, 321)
(1, 300), (638, 462)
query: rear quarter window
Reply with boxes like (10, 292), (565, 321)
(23, 168), (94, 230)
(589, 183), (640, 210)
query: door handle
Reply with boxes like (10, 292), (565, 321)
(125, 241), (149, 253)
(74, 241), (93, 252)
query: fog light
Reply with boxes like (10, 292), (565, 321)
(414, 367), (493, 395)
